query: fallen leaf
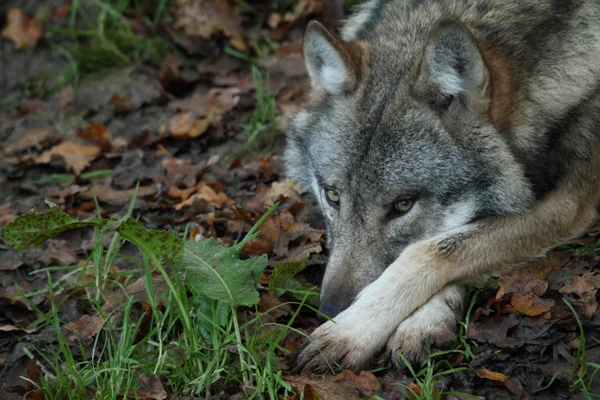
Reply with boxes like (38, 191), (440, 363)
(3, 128), (53, 156)
(248, 178), (306, 210)
(559, 274), (599, 318)
(108, 93), (132, 113)
(337, 370), (381, 396)
(76, 123), (112, 150)
(103, 276), (167, 313)
(174, 0), (247, 52)
(40, 240), (77, 266)
(285, 373), (361, 400)
(127, 374), (167, 400)
(173, 184), (233, 210)
(475, 368), (509, 382)
(0, 324), (38, 334)
(1, 8), (43, 49)
(507, 292), (555, 316)
(258, 290), (292, 319)
(36, 142), (101, 174)
(64, 314), (103, 345)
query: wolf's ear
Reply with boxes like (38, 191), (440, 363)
(304, 20), (362, 95)
(415, 19), (490, 116)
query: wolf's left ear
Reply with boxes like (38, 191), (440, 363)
(414, 19), (490, 116)
(303, 20), (362, 95)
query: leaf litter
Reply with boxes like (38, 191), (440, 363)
(0, 1), (598, 399)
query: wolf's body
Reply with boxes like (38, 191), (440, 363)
(285, 0), (600, 371)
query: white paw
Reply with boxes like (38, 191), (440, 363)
(387, 285), (464, 365)
(296, 306), (389, 373)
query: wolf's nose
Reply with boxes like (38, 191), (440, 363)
(317, 302), (346, 320)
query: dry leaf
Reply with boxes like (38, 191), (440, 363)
(159, 111), (218, 139)
(285, 373), (361, 400)
(475, 368), (509, 382)
(507, 292), (555, 316)
(174, 0), (247, 52)
(1, 8), (43, 49)
(127, 374), (167, 400)
(64, 314), (104, 345)
(3, 128), (53, 156)
(76, 123), (112, 150)
(36, 142), (101, 174)
(173, 184), (233, 210)
(559, 274), (599, 318)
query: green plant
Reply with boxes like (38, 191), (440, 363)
(53, 0), (170, 87)
(242, 66), (280, 152)
(534, 298), (600, 398)
(1, 195), (302, 398)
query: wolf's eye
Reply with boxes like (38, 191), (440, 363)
(325, 189), (340, 206)
(394, 199), (414, 215)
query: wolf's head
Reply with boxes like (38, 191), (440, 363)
(284, 18), (533, 318)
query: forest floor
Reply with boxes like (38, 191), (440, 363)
(0, 1), (598, 399)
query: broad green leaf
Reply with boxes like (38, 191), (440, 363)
(179, 238), (267, 307)
(117, 218), (183, 265)
(0, 208), (103, 249)
(269, 261), (320, 307)
(192, 294), (230, 344)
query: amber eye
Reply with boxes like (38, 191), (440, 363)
(325, 189), (340, 206)
(394, 199), (414, 215)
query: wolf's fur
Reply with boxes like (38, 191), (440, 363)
(285, 0), (600, 372)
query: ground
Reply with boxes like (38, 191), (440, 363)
(0, 1), (599, 399)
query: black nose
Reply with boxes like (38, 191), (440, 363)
(317, 302), (348, 320)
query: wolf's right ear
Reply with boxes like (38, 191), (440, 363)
(414, 19), (490, 116)
(303, 20), (362, 95)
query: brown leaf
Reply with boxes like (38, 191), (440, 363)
(103, 276), (167, 313)
(26, 357), (41, 389)
(285, 373), (362, 400)
(64, 314), (103, 345)
(127, 374), (167, 400)
(258, 290), (292, 319)
(173, 184), (233, 210)
(108, 93), (132, 113)
(1, 9), (43, 49)
(40, 240), (77, 266)
(507, 292), (555, 316)
(36, 142), (101, 174)
(302, 384), (320, 400)
(337, 370), (381, 396)
(174, 1), (247, 51)
(3, 128), (53, 156)
(76, 123), (112, 150)
(559, 274), (599, 318)
(169, 87), (242, 117)
(248, 178), (306, 210)
(475, 368), (509, 382)
(160, 112), (211, 139)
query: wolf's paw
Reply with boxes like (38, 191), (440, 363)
(386, 285), (463, 365)
(296, 311), (385, 373)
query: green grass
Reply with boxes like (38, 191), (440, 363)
(1, 195), (310, 399)
(53, 0), (170, 88)
(242, 67), (280, 152)
(390, 290), (480, 400)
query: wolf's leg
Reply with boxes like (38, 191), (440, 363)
(386, 284), (463, 364)
(296, 184), (599, 372)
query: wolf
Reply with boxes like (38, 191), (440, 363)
(284, 0), (600, 372)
